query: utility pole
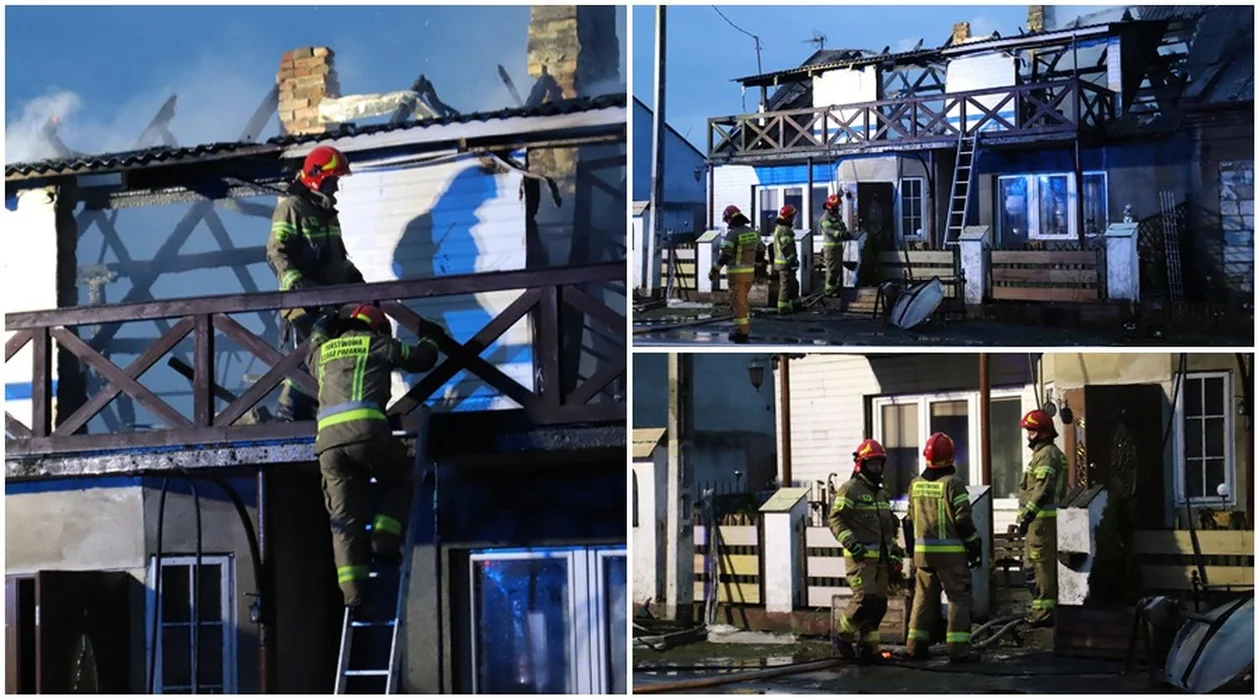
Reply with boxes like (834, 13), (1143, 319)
(779, 354), (793, 488)
(645, 5), (668, 296)
(979, 353), (992, 487)
(664, 352), (694, 621)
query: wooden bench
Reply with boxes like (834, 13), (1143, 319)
(993, 530), (1025, 582)
(990, 249), (1103, 303)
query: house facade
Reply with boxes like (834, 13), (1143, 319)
(5, 26), (628, 696)
(703, 5), (1253, 310)
(632, 97), (707, 289)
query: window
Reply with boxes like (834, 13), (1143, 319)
(1176, 372), (1235, 504)
(996, 172), (1108, 243)
(873, 389), (1029, 504)
(147, 556), (236, 694)
(755, 186), (804, 233)
(810, 185), (831, 230)
(899, 177), (926, 240)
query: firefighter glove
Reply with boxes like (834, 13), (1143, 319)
(709, 268), (721, 284)
(849, 543), (867, 562)
(965, 539), (983, 569)
(416, 317), (447, 340)
(1016, 512), (1034, 537)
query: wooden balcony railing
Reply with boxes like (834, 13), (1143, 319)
(5, 262), (626, 457)
(708, 79), (1117, 160)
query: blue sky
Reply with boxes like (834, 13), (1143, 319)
(5, 4), (626, 163)
(633, 4), (1115, 150)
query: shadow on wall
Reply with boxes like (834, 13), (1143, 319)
(392, 163), (532, 413)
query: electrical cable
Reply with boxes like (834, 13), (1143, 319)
(711, 6), (763, 75)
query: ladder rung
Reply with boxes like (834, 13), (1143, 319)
(351, 619), (397, 627)
(344, 670), (390, 677)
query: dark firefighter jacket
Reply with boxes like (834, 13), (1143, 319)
(905, 468), (980, 568)
(267, 181), (364, 318)
(828, 474), (899, 558)
(1019, 442), (1068, 522)
(307, 327), (438, 454)
(716, 224), (765, 279)
(772, 224), (799, 271)
(819, 211), (850, 248)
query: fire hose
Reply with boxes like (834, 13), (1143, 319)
(632, 614), (1035, 694)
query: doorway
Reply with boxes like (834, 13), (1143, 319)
(857, 182), (896, 251)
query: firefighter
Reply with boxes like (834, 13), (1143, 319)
(267, 145), (365, 422)
(772, 204), (804, 314)
(1016, 409), (1067, 627)
(905, 432), (983, 663)
(819, 193), (850, 297)
(307, 304), (441, 611)
(708, 205), (765, 343)
(827, 439), (899, 664)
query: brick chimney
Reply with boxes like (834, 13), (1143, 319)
(1028, 5), (1045, 33)
(951, 21), (972, 46)
(277, 46), (341, 136)
(527, 6), (620, 99)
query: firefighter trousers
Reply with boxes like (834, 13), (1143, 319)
(836, 556), (889, 649)
(729, 274), (753, 337)
(276, 312), (317, 422)
(907, 565), (973, 660)
(776, 268), (800, 311)
(319, 438), (413, 607)
(1024, 517), (1058, 624)
(822, 247), (842, 295)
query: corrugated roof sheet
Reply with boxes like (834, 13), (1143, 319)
(1182, 6), (1254, 104)
(6, 93), (626, 181)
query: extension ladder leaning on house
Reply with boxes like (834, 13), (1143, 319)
(333, 408), (433, 694)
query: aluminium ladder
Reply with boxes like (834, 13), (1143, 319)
(333, 408), (432, 694)
(945, 132), (979, 245)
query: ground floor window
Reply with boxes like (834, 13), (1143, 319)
(899, 177), (927, 241)
(1175, 371), (1235, 505)
(997, 171), (1108, 243)
(147, 555), (236, 694)
(756, 186), (804, 233)
(872, 389), (1029, 503)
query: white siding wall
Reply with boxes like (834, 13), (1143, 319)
(3, 188), (60, 432)
(945, 54), (1019, 132)
(775, 354), (1038, 525)
(711, 165), (760, 221)
(336, 153), (534, 413)
(812, 67), (880, 143)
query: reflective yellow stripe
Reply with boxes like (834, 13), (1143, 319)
(317, 407), (387, 431)
(337, 564), (370, 583)
(728, 265), (755, 274)
(838, 614), (855, 633)
(1035, 508), (1057, 519)
(946, 632), (971, 642)
(907, 629), (930, 641)
(918, 544), (966, 553)
(835, 497), (856, 510)
(271, 222), (297, 242)
(822, 242), (841, 248)
(280, 269), (303, 290)
(373, 514), (402, 535)
(951, 493), (969, 506)
(1032, 598), (1056, 609)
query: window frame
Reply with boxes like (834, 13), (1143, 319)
(754, 184), (810, 232)
(145, 554), (237, 694)
(1173, 370), (1236, 507)
(996, 171), (1109, 242)
(872, 386), (1030, 511)
(897, 176), (928, 242)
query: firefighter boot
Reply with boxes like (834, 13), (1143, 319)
(854, 643), (878, 666)
(728, 330), (750, 344)
(831, 634), (856, 660)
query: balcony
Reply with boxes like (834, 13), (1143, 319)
(707, 78), (1117, 162)
(5, 263), (626, 464)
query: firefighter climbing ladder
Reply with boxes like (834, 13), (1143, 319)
(334, 410), (432, 694)
(945, 133), (979, 244)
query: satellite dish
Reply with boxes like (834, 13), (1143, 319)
(890, 277), (945, 330)
(1165, 596), (1253, 693)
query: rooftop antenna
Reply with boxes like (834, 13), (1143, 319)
(803, 30), (827, 51)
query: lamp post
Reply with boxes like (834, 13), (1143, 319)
(747, 358), (765, 391)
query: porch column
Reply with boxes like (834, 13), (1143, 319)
(957, 225), (989, 308)
(1104, 222), (1140, 302)
(759, 487), (811, 613)
(695, 230), (720, 294)
(1058, 488), (1110, 606)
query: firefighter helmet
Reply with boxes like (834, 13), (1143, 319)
(853, 438), (888, 474)
(779, 204), (798, 220)
(923, 432), (955, 468)
(1021, 409), (1057, 438)
(349, 303), (391, 335)
(299, 145), (351, 191)
(824, 193), (842, 211)
(722, 205), (745, 224)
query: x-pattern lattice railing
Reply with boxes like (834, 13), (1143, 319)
(5, 262), (625, 457)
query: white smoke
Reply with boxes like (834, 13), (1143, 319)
(5, 51), (279, 165)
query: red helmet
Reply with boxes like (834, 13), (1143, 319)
(722, 205), (744, 224)
(1021, 409), (1057, 438)
(853, 438), (887, 471)
(823, 193), (842, 211)
(349, 304), (391, 335)
(299, 145), (351, 191)
(923, 432), (955, 468)
(779, 204), (798, 220)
